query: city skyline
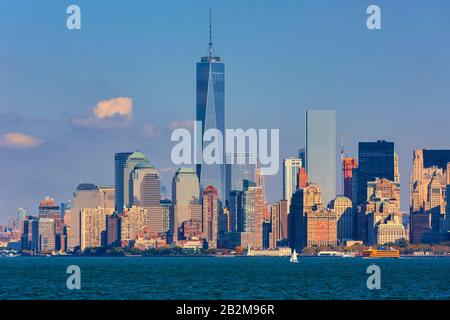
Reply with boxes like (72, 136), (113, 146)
(2, 1), (450, 221)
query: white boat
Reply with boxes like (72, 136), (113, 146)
(317, 251), (343, 257)
(290, 249), (299, 263)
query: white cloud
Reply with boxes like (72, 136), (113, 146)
(168, 119), (195, 130)
(0, 132), (43, 149)
(141, 123), (160, 139)
(72, 97), (133, 129)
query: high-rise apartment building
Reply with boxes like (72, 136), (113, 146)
(270, 200), (288, 246)
(305, 109), (336, 206)
(306, 208), (337, 247)
(98, 186), (115, 209)
(80, 208), (114, 250)
(202, 185), (220, 248)
(242, 183), (265, 249)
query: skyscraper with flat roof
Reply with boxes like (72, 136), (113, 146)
(283, 158), (303, 209)
(196, 11), (226, 202)
(356, 140), (395, 207)
(305, 109), (336, 206)
(114, 152), (133, 212)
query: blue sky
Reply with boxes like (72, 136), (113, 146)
(1, 0), (450, 222)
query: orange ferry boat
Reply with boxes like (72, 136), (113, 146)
(362, 247), (400, 258)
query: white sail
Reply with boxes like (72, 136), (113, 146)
(290, 249), (298, 263)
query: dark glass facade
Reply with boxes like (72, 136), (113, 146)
(423, 149), (450, 170)
(196, 55), (226, 202)
(114, 152), (133, 212)
(356, 141), (394, 206)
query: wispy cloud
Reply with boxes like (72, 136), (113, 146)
(72, 97), (133, 129)
(0, 132), (43, 149)
(141, 123), (160, 139)
(168, 119), (195, 131)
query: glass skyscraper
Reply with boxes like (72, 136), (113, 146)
(356, 140), (395, 206)
(114, 152), (133, 212)
(305, 109), (336, 206)
(196, 19), (226, 203)
(225, 152), (256, 204)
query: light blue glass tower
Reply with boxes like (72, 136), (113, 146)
(196, 10), (226, 202)
(305, 109), (336, 206)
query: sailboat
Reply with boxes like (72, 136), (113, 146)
(290, 249), (299, 263)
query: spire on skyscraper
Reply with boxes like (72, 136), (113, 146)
(208, 8), (213, 57)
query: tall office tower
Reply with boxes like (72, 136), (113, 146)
(170, 168), (202, 243)
(202, 186), (220, 248)
(80, 208), (114, 250)
(356, 140), (395, 207)
(160, 199), (172, 233)
(38, 197), (60, 217)
(270, 200), (288, 246)
(130, 160), (160, 207)
(64, 183), (100, 251)
(32, 218), (55, 254)
(114, 152), (133, 212)
(283, 157), (303, 209)
(288, 183), (322, 250)
(343, 157), (357, 200)
(123, 151), (148, 208)
(228, 190), (244, 232)
(306, 208), (337, 247)
(305, 109), (336, 206)
(98, 186), (115, 209)
(394, 152), (400, 183)
(329, 196), (353, 242)
(242, 182), (265, 249)
(17, 208), (27, 233)
(196, 11), (226, 202)
(118, 206), (149, 245)
(225, 152), (256, 204)
(297, 167), (308, 190)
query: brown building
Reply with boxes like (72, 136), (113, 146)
(306, 208), (337, 247)
(202, 186), (220, 249)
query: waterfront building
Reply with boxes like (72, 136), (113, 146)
(288, 183), (322, 250)
(376, 220), (406, 245)
(17, 208), (27, 234)
(305, 109), (336, 205)
(180, 220), (203, 240)
(283, 157), (303, 209)
(329, 196), (353, 243)
(32, 218), (55, 254)
(80, 208), (114, 250)
(242, 182), (265, 249)
(196, 14), (226, 202)
(306, 208), (337, 247)
(119, 206), (150, 246)
(114, 152), (133, 212)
